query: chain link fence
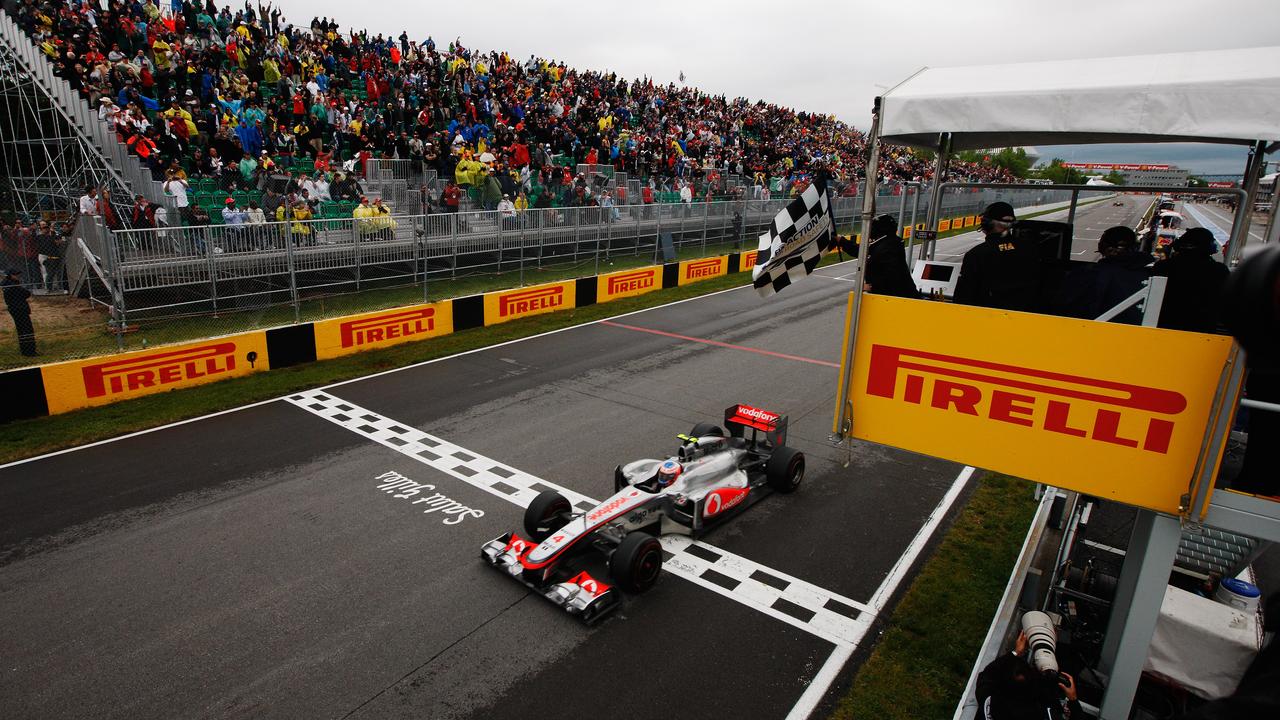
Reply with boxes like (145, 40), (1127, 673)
(0, 187), (1085, 370)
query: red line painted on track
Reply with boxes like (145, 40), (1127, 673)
(599, 321), (839, 368)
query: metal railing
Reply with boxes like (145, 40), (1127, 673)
(2, 184), (1069, 370)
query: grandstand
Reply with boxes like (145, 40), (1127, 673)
(0, 0), (1017, 230)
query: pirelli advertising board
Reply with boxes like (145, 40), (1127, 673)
(314, 302), (453, 360)
(838, 295), (1234, 514)
(484, 281), (576, 325)
(598, 266), (662, 303)
(40, 333), (270, 414)
(739, 250), (759, 272)
(678, 256), (728, 286)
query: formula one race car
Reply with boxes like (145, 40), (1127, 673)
(480, 403), (805, 623)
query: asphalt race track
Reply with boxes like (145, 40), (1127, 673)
(932, 192), (1151, 262)
(0, 261), (971, 720)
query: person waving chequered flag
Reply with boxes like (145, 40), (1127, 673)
(752, 178), (835, 297)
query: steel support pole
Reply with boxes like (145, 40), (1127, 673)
(1265, 184), (1280, 246)
(284, 222), (300, 323)
(1096, 510), (1181, 720)
(701, 203), (709, 256)
(352, 222), (362, 289)
(896, 185), (908, 233)
(419, 217), (430, 302)
(205, 227), (219, 316)
(573, 208), (581, 263)
(653, 208), (662, 265)
(833, 98), (883, 440)
(1227, 140), (1268, 265)
(497, 211), (504, 273)
(1066, 188), (1081, 228)
(924, 132), (952, 260)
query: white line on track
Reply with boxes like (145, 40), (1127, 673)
(285, 388), (868, 647)
(0, 261), (856, 471)
(784, 466), (976, 720)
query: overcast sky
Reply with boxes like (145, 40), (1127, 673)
(274, 0), (1278, 174)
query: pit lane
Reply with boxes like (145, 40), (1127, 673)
(0, 261), (968, 720)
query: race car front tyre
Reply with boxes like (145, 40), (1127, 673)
(766, 446), (805, 493)
(525, 490), (572, 542)
(690, 422), (725, 438)
(610, 532), (663, 593)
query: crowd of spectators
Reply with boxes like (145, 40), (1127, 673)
(11, 0), (1018, 233)
(0, 216), (69, 294)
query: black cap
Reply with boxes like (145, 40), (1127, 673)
(982, 202), (1016, 222)
(1098, 225), (1138, 254)
(1172, 227), (1217, 254)
(869, 214), (898, 239)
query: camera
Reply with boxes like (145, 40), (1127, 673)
(1021, 610), (1059, 675)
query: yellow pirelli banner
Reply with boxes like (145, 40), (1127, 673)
(740, 250), (759, 272)
(836, 295), (1234, 514)
(41, 333), (270, 414)
(314, 302), (454, 360)
(484, 281), (577, 325)
(598, 266), (662, 303)
(677, 256), (728, 286)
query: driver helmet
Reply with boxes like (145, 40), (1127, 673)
(657, 459), (683, 487)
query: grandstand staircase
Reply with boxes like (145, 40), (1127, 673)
(0, 10), (167, 213)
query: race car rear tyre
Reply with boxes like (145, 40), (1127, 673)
(690, 422), (725, 438)
(610, 532), (663, 594)
(766, 446), (805, 493)
(525, 490), (572, 542)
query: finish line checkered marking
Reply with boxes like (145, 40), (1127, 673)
(287, 389), (871, 647)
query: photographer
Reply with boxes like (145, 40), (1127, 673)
(976, 619), (1082, 719)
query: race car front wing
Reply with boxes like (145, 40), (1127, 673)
(480, 532), (620, 623)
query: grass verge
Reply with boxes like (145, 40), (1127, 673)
(829, 472), (1038, 720)
(0, 255), (851, 464)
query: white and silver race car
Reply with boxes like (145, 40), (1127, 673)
(480, 404), (805, 623)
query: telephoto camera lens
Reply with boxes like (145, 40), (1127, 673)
(1020, 610), (1059, 675)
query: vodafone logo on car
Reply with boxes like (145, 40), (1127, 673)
(704, 487), (749, 517)
(735, 405), (779, 424)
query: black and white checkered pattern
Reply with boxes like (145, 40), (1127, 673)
(752, 178), (834, 297)
(285, 389), (869, 646)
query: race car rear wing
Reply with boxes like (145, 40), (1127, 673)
(724, 404), (788, 448)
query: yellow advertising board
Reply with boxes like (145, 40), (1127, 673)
(677, 256), (728, 286)
(939, 219), (952, 232)
(739, 250), (759, 272)
(838, 295), (1233, 514)
(597, 266), (662, 303)
(313, 302), (454, 360)
(964, 216), (976, 228)
(484, 281), (577, 325)
(41, 332), (270, 414)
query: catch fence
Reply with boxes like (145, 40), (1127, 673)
(7, 186), (1079, 369)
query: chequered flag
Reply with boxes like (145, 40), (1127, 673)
(752, 178), (834, 297)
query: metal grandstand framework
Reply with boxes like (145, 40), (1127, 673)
(0, 31), (132, 218)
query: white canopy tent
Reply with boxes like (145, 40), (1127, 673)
(878, 45), (1280, 150)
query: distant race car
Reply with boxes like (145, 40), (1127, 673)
(480, 404), (805, 622)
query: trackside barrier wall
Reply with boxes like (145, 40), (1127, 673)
(0, 251), (761, 422)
